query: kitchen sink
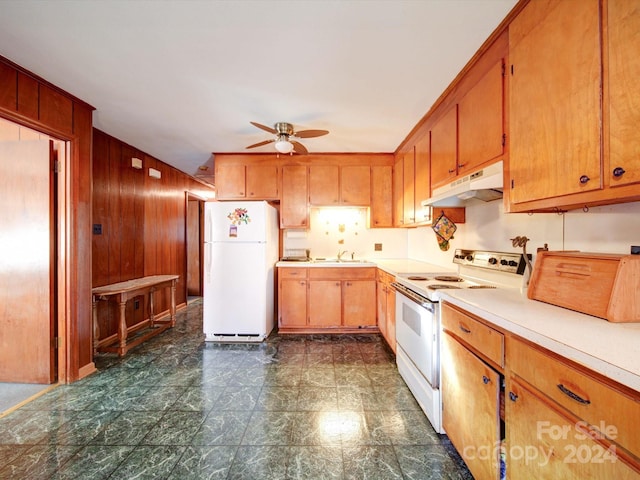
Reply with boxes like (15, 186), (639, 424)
(311, 258), (371, 264)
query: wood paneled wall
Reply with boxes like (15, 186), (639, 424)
(92, 130), (214, 340)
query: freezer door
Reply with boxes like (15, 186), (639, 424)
(205, 201), (268, 243)
(203, 241), (274, 338)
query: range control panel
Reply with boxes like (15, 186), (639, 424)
(453, 249), (530, 275)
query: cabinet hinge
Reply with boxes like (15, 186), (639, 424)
(511, 179), (515, 189)
(502, 134), (506, 147)
(510, 64), (514, 76)
(501, 62), (506, 76)
(52, 337), (61, 348)
(53, 161), (61, 173)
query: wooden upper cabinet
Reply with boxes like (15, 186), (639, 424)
(309, 165), (339, 205)
(309, 165), (370, 205)
(402, 147), (415, 225)
(341, 165), (370, 205)
(215, 163), (245, 199)
(414, 133), (431, 224)
(246, 164), (279, 199)
(370, 165), (393, 228)
(430, 106), (458, 189)
(509, 0), (601, 204)
(393, 153), (404, 227)
(281, 165), (308, 228)
(458, 59), (504, 174)
(607, 0), (640, 189)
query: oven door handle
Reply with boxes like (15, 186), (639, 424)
(391, 282), (436, 312)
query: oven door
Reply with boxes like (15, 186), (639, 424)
(393, 284), (439, 388)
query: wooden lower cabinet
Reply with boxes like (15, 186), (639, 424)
(278, 267), (377, 333)
(506, 376), (639, 479)
(442, 330), (502, 480)
(376, 269), (396, 351)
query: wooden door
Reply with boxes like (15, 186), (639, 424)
(279, 279), (307, 328)
(393, 154), (404, 227)
(341, 165), (370, 205)
(402, 147), (415, 225)
(214, 164), (245, 199)
(414, 134), (431, 224)
(342, 280), (376, 327)
(608, 0), (640, 188)
(509, 0), (601, 204)
(280, 165), (308, 228)
(0, 139), (56, 383)
(308, 280), (341, 327)
(246, 164), (279, 199)
(186, 199), (202, 296)
(430, 106), (458, 189)
(370, 165), (393, 227)
(458, 59), (504, 173)
(309, 165), (339, 205)
(442, 332), (500, 480)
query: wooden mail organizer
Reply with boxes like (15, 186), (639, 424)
(92, 274), (180, 356)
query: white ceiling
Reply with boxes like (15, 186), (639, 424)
(0, 0), (517, 183)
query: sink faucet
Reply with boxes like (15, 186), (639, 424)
(337, 250), (348, 260)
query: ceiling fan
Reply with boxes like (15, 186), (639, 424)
(246, 121), (329, 155)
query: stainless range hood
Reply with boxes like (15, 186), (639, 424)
(422, 160), (504, 207)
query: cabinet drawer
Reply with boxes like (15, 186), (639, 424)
(441, 302), (504, 368)
(309, 267), (376, 280)
(508, 336), (640, 459)
(279, 268), (307, 279)
(376, 269), (394, 284)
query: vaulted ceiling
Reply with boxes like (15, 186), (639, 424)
(0, 0), (517, 184)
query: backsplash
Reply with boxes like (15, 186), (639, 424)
(282, 201), (640, 267)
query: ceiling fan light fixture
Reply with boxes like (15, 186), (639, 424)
(274, 135), (294, 154)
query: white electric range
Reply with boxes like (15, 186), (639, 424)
(391, 249), (530, 433)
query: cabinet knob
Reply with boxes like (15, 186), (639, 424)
(482, 375), (490, 384)
(557, 384), (591, 405)
(579, 175), (590, 184)
(509, 391), (518, 402)
(613, 167), (626, 178)
(458, 163), (467, 169)
(448, 168), (456, 174)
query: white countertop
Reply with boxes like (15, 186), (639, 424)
(277, 258), (455, 274)
(440, 288), (640, 393)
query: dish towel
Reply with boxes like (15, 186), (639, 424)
(432, 210), (457, 251)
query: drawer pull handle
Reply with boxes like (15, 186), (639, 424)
(482, 376), (490, 384)
(459, 324), (471, 334)
(557, 384), (591, 405)
(509, 392), (518, 402)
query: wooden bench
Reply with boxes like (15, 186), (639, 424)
(92, 274), (180, 356)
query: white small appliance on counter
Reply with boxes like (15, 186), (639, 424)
(203, 201), (279, 342)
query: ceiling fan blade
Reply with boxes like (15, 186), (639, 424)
(291, 141), (308, 155)
(250, 121), (277, 134)
(293, 129), (329, 139)
(246, 139), (274, 149)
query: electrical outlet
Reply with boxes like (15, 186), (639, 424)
(631, 246), (640, 255)
(93, 224), (102, 235)
(374, 243), (382, 251)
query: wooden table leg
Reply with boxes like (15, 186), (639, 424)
(117, 294), (128, 356)
(149, 288), (156, 328)
(170, 279), (177, 327)
(92, 295), (99, 356)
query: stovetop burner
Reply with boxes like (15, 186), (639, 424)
(433, 275), (464, 282)
(407, 276), (429, 281)
(428, 284), (461, 290)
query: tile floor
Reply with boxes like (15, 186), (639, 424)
(0, 299), (472, 479)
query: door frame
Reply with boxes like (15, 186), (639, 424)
(185, 192), (207, 299)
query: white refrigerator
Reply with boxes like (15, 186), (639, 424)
(203, 200), (279, 342)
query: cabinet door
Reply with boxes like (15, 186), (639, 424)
(215, 164), (246, 199)
(281, 165), (308, 228)
(385, 284), (396, 352)
(608, 0), (640, 188)
(341, 165), (371, 205)
(509, 0), (601, 204)
(308, 280), (342, 327)
(309, 165), (339, 205)
(458, 60), (504, 173)
(414, 134), (431, 224)
(507, 377), (639, 479)
(343, 280), (376, 327)
(403, 147), (416, 225)
(246, 164), (279, 199)
(376, 280), (387, 338)
(279, 279), (307, 328)
(430, 106), (458, 189)
(393, 154), (404, 227)
(370, 165), (393, 227)
(442, 331), (500, 480)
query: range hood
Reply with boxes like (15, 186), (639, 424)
(422, 160), (504, 207)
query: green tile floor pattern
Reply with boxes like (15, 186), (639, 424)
(0, 299), (472, 479)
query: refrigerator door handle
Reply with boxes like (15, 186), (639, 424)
(205, 243), (212, 283)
